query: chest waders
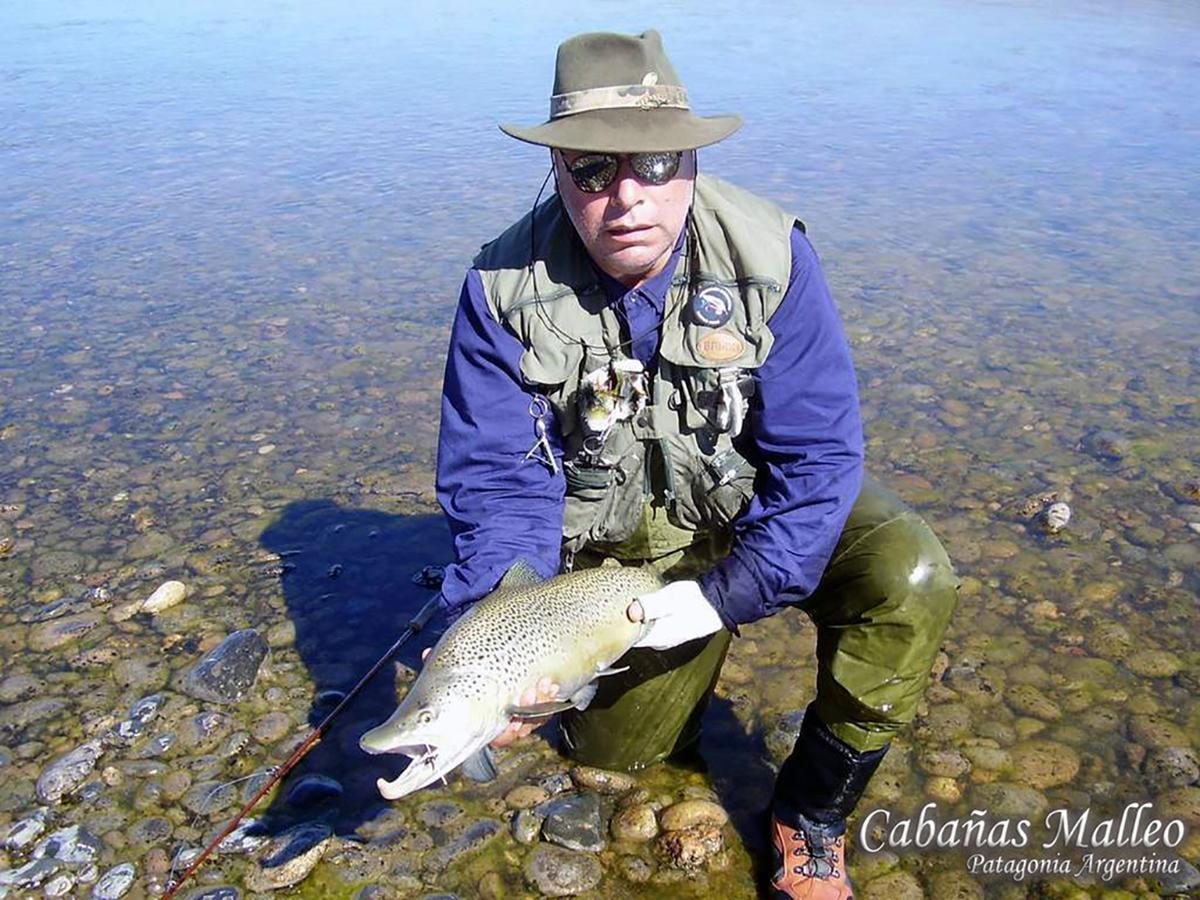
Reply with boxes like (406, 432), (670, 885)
(475, 176), (959, 776)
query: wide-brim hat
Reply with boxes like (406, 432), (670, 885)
(500, 29), (741, 153)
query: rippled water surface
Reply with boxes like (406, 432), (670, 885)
(2, 1), (1198, 897)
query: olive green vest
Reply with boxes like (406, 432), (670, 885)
(474, 173), (798, 559)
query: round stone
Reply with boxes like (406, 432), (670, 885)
(610, 804), (658, 843)
(504, 785), (549, 810)
(659, 799), (729, 832)
(524, 845), (602, 897)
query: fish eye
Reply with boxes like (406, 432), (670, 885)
(416, 708), (433, 725)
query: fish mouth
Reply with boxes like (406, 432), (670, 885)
(375, 746), (441, 800)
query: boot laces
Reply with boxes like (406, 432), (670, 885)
(789, 828), (841, 879)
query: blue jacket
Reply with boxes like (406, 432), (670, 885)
(436, 222), (863, 632)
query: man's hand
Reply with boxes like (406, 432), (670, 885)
(491, 675), (560, 748)
(626, 580), (724, 650)
(419, 648), (559, 749)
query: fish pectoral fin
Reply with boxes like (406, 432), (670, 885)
(461, 746), (498, 783)
(594, 665), (629, 678)
(568, 681), (598, 712)
(507, 699), (577, 718)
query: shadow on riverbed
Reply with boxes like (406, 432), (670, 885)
(255, 499), (454, 836)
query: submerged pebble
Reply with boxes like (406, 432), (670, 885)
(36, 740), (104, 804)
(245, 823), (332, 891)
(524, 844), (602, 897)
(141, 580), (187, 614)
(91, 862), (136, 899)
(181, 630), (269, 704)
(540, 793), (606, 852)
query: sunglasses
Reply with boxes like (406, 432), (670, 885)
(559, 150), (683, 193)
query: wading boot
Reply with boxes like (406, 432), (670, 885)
(770, 710), (889, 900)
(770, 811), (853, 899)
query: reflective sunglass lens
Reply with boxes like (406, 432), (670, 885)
(631, 152), (681, 184)
(569, 154), (619, 192)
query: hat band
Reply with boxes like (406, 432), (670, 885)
(550, 84), (690, 119)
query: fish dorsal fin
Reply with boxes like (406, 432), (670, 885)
(497, 559), (545, 591)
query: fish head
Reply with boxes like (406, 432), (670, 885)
(358, 674), (504, 800)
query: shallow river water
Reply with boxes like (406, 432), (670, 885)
(1, 1), (1198, 898)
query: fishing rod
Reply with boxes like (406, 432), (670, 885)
(163, 596), (441, 899)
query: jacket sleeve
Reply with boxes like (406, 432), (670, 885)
(697, 227), (864, 633)
(435, 270), (566, 618)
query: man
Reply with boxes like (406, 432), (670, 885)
(435, 29), (958, 899)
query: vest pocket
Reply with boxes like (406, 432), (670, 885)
(562, 459), (643, 549)
(680, 448), (757, 531)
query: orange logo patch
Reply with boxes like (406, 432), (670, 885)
(696, 331), (745, 363)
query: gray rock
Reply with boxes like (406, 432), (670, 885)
(1143, 747), (1200, 792)
(3, 806), (51, 851)
(91, 863), (136, 899)
(126, 816), (172, 850)
(214, 818), (269, 855)
(423, 818), (502, 872)
(524, 844), (602, 897)
(36, 740), (104, 803)
(512, 809), (543, 844)
(182, 780), (236, 817)
(540, 793), (606, 852)
(182, 887), (240, 900)
(538, 772), (573, 795)
(1152, 856), (1200, 896)
(0, 857), (62, 890)
(44, 872), (76, 897)
(181, 630), (269, 704)
(246, 823), (331, 891)
(32, 825), (104, 865)
(286, 774), (343, 809)
(764, 709), (806, 768)
(416, 800), (463, 829)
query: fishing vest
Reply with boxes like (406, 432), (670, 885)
(474, 173), (799, 558)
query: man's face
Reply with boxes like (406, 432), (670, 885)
(553, 149), (695, 289)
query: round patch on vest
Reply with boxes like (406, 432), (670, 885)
(689, 284), (736, 327)
(696, 331), (745, 362)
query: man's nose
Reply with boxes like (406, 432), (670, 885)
(611, 159), (645, 208)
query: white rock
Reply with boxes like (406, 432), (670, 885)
(142, 581), (186, 614)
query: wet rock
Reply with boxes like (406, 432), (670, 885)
(423, 818), (502, 872)
(286, 774), (343, 809)
(36, 739), (104, 803)
(1157, 786), (1200, 826)
(655, 823), (723, 869)
(970, 783), (1049, 820)
(504, 785), (549, 810)
(570, 766), (636, 795)
(111, 657), (169, 693)
(32, 824), (104, 865)
(1143, 747), (1200, 791)
(251, 711), (291, 744)
(142, 580), (186, 614)
(182, 886), (241, 900)
(537, 772), (573, 795)
(92, 862), (136, 899)
(1130, 714), (1192, 749)
(763, 709), (806, 767)
(245, 823), (331, 891)
(925, 775), (962, 804)
(917, 748), (972, 778)
(182, 780), (236, 817)
(45, 872), (76, 896)
(416, 800), (463, 829)
(1006, 684), (1061, 721)
(860, 868), (925, 900)
(126, 817), (172, 850)
(610, 803), (658, 842)
(926, 868), (984, 899)
(524, 844), (602, 897)
(541, 793), (605, 852)
(1078, 429), (1130, 462)
(1011, 739), (1080, 789)
(214, 818), (269, 855)
(659, 799), (729, 831)
(618, 854), (653, 882)
(29, 613), (101, 651)
(178, 711), (232, 753)
(1153, 855), (1200, 895)
(1125, 648), (1183, 678)
(0, 857), (63, 890)
(512, 809), (543, 844)
(181, 630), (269, 704)
(0, 673), (42, 703)
(3, 806), (51, 851)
